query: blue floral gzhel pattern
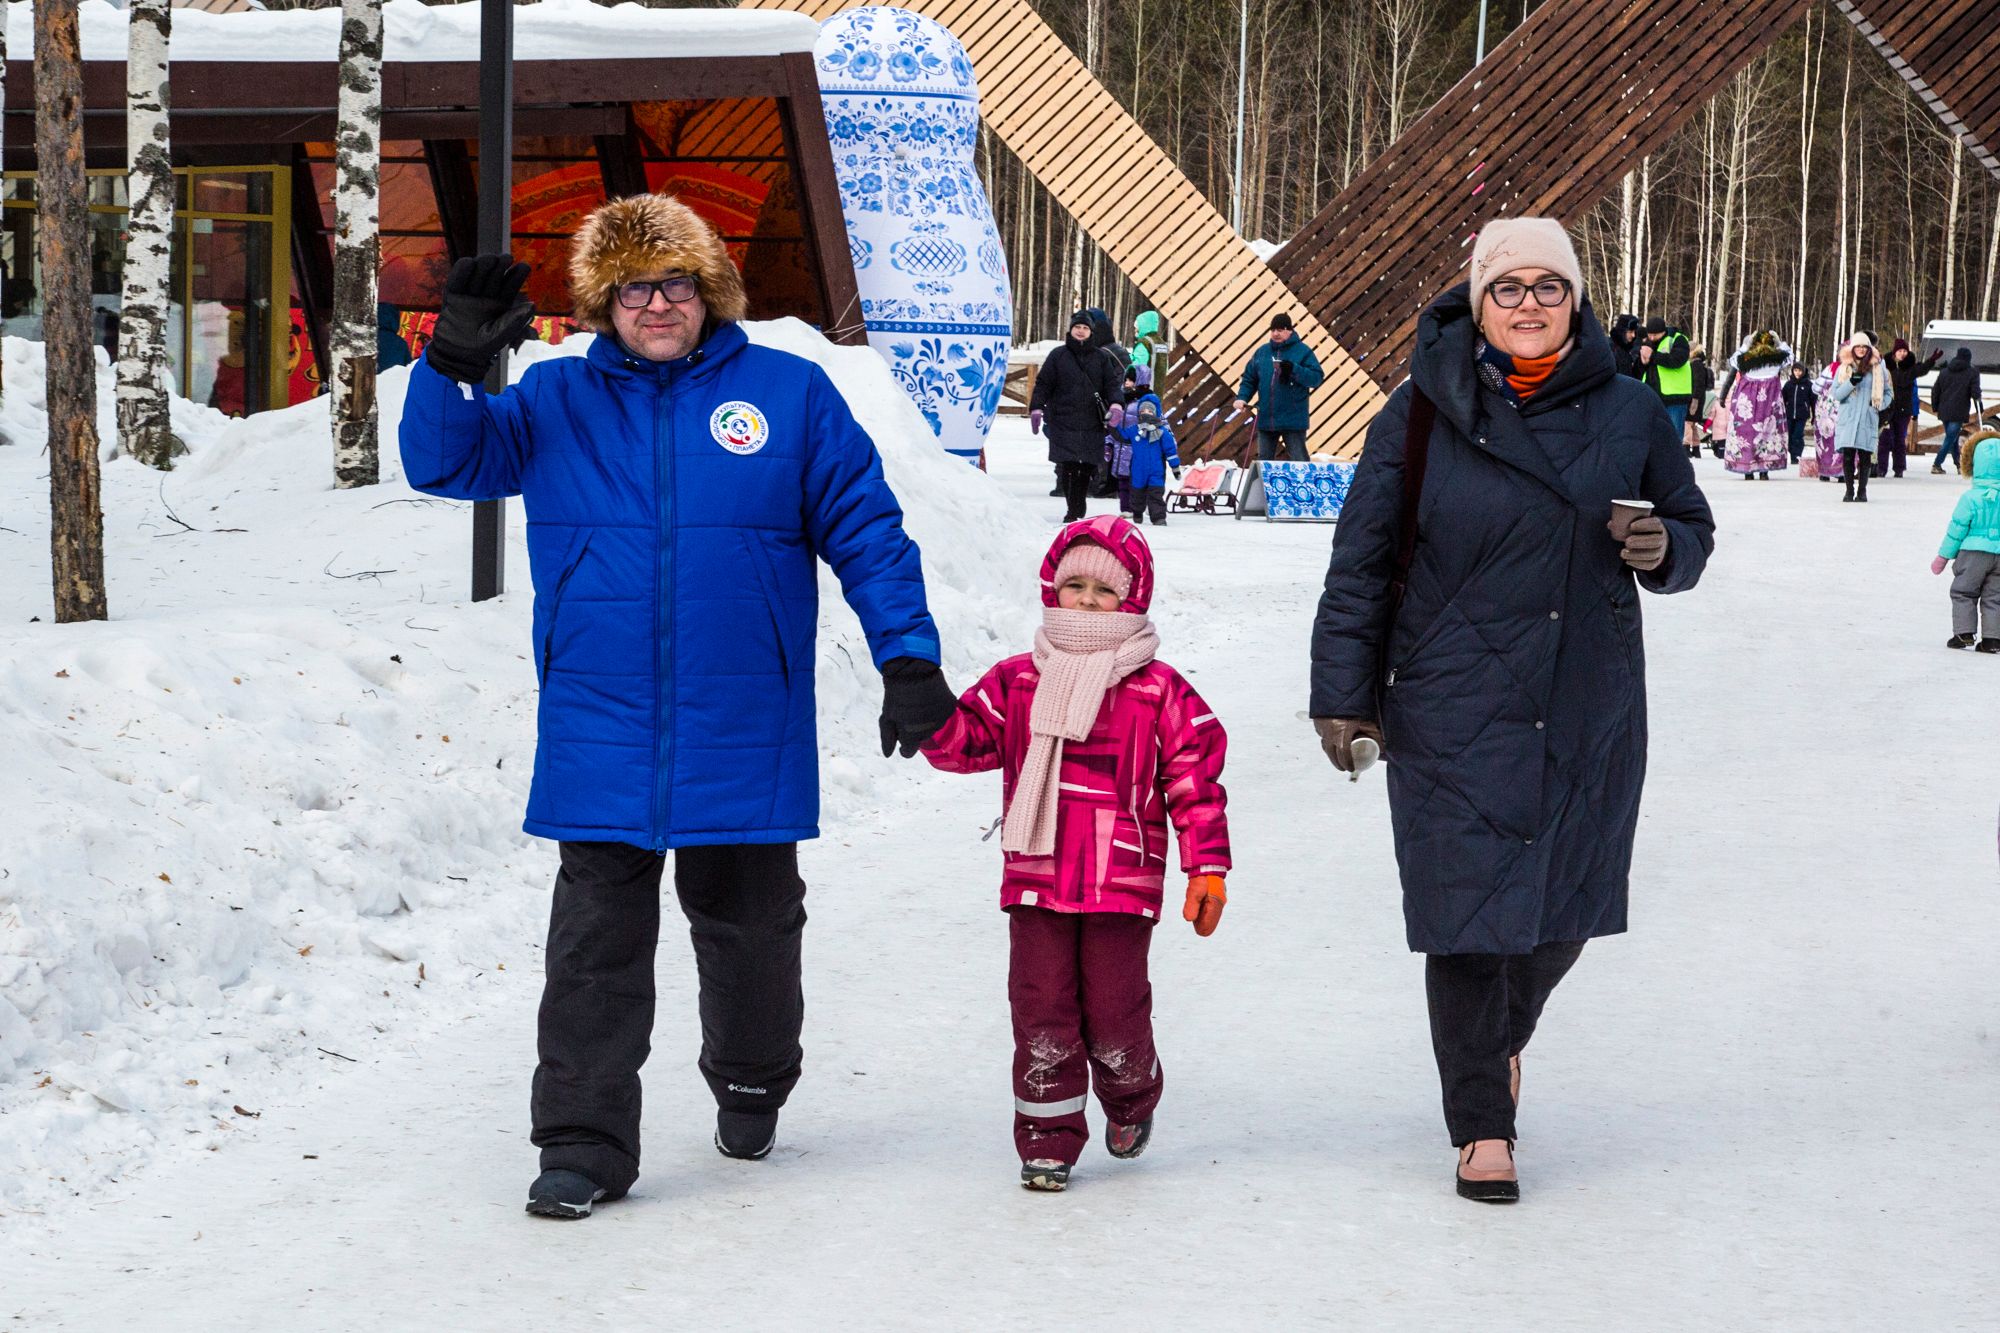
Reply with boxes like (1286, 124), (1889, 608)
(817, 6), (1012, 463)
(1259, 461), (1356, 522)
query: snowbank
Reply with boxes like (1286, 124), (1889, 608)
(3, 0), (819, 64)
(0, 321), (1040, 1223)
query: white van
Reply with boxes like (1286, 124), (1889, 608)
(1917, 319), (2000, 433)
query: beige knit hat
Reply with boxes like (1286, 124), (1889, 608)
(1468, 218), (1583, 302)
(1052, 539), (1132, 601)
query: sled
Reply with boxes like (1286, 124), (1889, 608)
(1169, 460), (1238, 514)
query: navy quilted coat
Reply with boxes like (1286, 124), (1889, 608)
(399, 323), (940, 851)
(1310, 286), (1714, 954)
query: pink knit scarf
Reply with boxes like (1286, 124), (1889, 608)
(1001, 607), (1159, 857)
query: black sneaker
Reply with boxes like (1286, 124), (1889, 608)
(1021, 1158), (1072, 1191)
(525, 1168), (608, 1220)
(1978, 639), (2000, 654)
(1948, 634), (1977, 650)
(1106, 1118), (1153, 1160)
(715, 1109), (778, 1161)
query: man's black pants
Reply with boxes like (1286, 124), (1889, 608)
(530, 840), (807, 1196)
(1424, 940), (1584, 1147)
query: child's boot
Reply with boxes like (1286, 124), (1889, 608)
(1021, 1159), (1071, 1191)
(1106, 1118), (1153, 1160)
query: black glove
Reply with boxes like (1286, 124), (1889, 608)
(1849, 372), (1864, 385)
(879, 657), (957, 758)
(1275, 358), (1296, 386)
(425, 254), (536, 384)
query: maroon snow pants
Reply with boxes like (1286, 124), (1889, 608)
(1007, 905), (1163, 1164)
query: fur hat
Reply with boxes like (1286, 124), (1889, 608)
(1468, 218), (1584, 304)
(567, 193), (747, 333)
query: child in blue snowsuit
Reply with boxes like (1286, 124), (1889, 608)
(1115, 393), (1180, 526)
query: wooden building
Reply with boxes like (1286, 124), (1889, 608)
(0, 2), (861, 416)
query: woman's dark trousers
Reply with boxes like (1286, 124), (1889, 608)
(1056, 460), (1094, 521)
(531, 840), (807, 1196)
(1425, 941), (1585, 1146)
(1874, 412), (1910, 476)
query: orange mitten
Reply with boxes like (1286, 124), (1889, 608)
(1182, 875), (1227, 937)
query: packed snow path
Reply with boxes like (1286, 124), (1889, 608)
(7, 422), (1998, 1327)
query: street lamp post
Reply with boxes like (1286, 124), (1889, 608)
(1231, 0), (1247, 235)
(471, 0), (513, 602)
(1475, 0), (1489, 65)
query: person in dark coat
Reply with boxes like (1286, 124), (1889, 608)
(1607, 313), (1643, 379)
(1234, 313), (1327, 461)
(1686, 347), (1716, 457)
(1782, 362), (1818, 463)
(1030, 312), (1126, 522)
(1927, 346), (1984, 474)
(1307, 218), (1714, 1204)
(1086, 308), (1133, 497)
(1875, 337), (1940, 478)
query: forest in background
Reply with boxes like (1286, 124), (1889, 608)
(666, 0), (1998, 367)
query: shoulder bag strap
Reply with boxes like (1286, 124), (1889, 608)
(1388, 386), (1435, 611)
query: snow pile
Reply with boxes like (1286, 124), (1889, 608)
(3, 0), (820, 65)
(0, 321), (1040, 1223)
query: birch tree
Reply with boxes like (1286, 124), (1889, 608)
(330, 0), (383, 489)
(37, 0), (108, 622)
(116, 0), (177, 470)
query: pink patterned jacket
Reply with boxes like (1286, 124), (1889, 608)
(923, 653), (1231, 918)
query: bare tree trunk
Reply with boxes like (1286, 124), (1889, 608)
(1793, 8), (1821, 350)
(1618, 172), (1635, 313)
(1833, 42), (1852, 344)
(37, 0), (108, 623)
(0, 17), (7, 402)
(330, 0), (383, 490)
(1942, 135), (1962, 317)
(116, 0), (177, 471)
(1976, 195), (1992, 322)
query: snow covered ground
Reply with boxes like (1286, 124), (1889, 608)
(4, 361), (1998, 1327)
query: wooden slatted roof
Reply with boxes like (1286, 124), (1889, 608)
(740, 0), (1385, 459)
(1839, 0), (2000, 184)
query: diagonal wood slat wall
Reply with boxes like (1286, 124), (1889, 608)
(740, 0), (1385, 458)
(1274, 0), (1814, 394)
(1840, 0), (2000, 184)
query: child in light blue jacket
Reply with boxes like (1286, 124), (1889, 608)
(1932, 437), (2000, 650)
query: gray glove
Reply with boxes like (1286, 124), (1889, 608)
(1616, 515), (1669, 573)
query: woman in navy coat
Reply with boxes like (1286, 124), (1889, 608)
(1308, 219), (1714, 1203)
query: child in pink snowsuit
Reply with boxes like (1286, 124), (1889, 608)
(922, 515), (1231, 1191)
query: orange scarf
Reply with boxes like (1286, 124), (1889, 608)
(1504, 349), (1562, 400)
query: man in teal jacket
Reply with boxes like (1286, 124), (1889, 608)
(1233, 313), (1326, 461)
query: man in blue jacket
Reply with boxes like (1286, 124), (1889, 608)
(399, 194), (956, 1220)
(1233, 313), (1326, 461)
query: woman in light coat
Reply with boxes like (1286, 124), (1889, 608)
(1830, 332), (1891, 503)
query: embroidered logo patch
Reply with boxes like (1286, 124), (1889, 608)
(710, 401), (770, 455)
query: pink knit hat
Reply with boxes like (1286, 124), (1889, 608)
(1053, 540), (1132, 602)
(1039, 515), (1154, 612)
(1468, 217), (1583, 300)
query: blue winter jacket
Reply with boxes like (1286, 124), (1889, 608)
(1237, 336), (1326, 431)
(398, 323), (941, 851)
(1113, 394), (1181, 490)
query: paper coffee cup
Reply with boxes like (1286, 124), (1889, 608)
(1348, 736), (1381, 783)
(1608, 499), (1654, 542)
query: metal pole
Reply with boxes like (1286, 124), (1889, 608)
(1231, 0), (1247, 235)
(1475, 0), (1489, 65)
(470, 0), (513, 603)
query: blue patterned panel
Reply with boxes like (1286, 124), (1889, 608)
(1261, 461), (1356, 522)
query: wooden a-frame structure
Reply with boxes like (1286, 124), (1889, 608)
(752, 0), (2000, 458)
